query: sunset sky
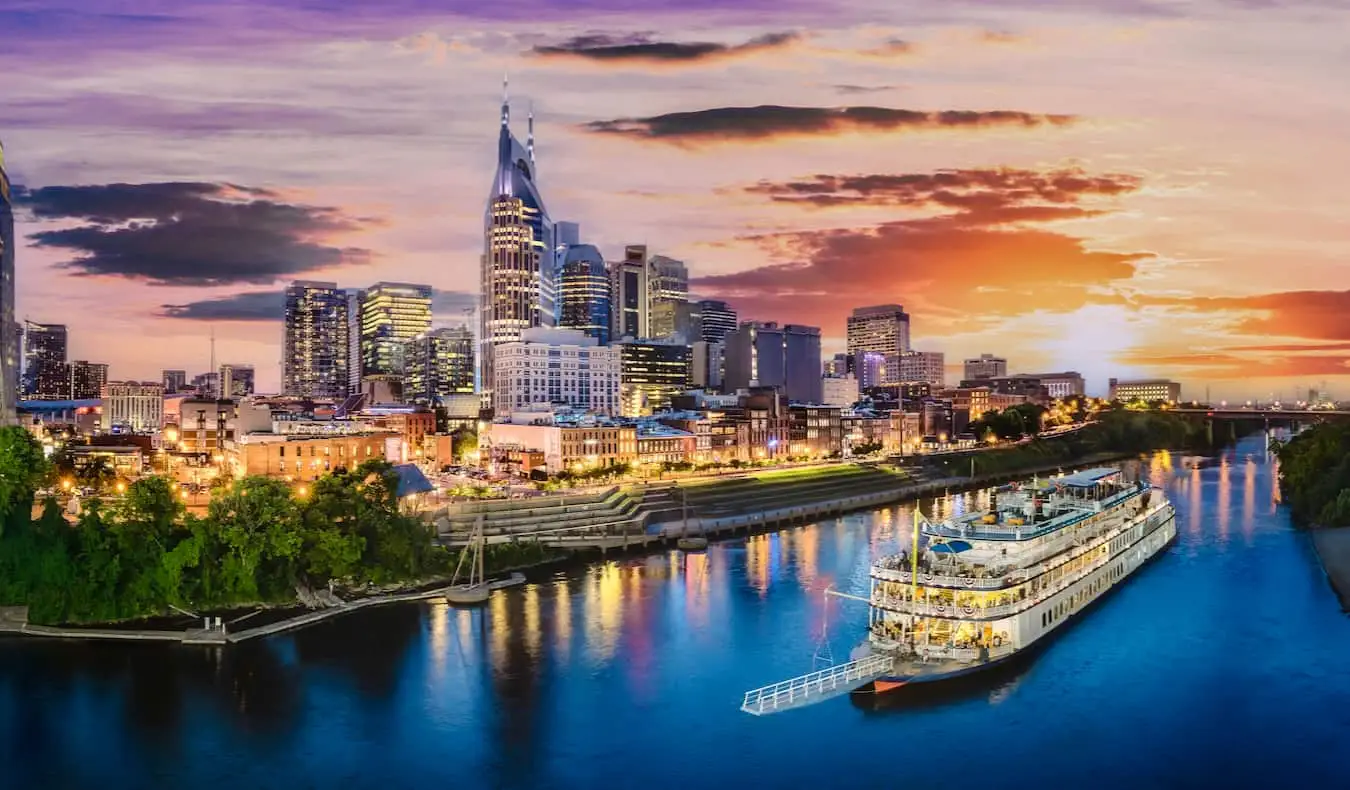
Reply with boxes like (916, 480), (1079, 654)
(5, 0), (1348, 399)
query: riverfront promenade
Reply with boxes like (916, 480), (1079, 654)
(0, 575), (526, 646)
(2, 451), (1138, 647)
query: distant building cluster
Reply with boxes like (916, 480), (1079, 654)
(1, 84), (1211, 491)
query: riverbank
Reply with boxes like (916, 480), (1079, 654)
(1311, 527), (1350, 611)
(2, 445), (1164, 646)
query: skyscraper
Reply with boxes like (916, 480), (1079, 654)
(558, 243), (611, 344)
(847, 305), (910, 384)
(359, 282), (432, 380)
(71, 361), (109, 399)
(22, 322), (69, 400)
(481, 80), (555, 407)
(283, 281), (350, 399)
(697, 300), (737, 344)
(896, 350), (946, 387)
(648, 255), (689, 339)
(617, 339), (691, 416)
(0, 140), (16, 423)
(723, 321), (822, 403)
(611, 245), (649, 341)
(404, 326), (475, 405)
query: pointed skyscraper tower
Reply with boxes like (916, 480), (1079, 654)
(480, 79), (555, 411)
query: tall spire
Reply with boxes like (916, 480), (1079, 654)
(527, 101), (535, 170)
(501, 73), (510, 127)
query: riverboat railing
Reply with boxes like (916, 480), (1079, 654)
(872, 492), (1155, 590)
(870, 502), (1174, 621)
(926, 487), (1143, 542)
(740, 654), (895, 716)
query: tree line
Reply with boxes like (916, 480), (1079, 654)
(0, 426), (454, 625)
(1273, 423), (1350, 527)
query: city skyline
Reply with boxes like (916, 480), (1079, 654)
(4, 1), (1348, 398)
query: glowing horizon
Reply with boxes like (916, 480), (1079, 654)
(5, 0), (1348, 400)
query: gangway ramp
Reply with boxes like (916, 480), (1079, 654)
(740, 654), (894, 715)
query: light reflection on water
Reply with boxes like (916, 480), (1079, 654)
(2, 433), (1346, 790)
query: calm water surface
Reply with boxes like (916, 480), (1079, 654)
(4, 434), (1348, 790)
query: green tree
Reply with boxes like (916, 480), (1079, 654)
(451, 427), (479, 462)
(205, 476), (304, 601)
(76, 455), (115, 493)
(0, 427), (49, 534)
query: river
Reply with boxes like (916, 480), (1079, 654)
(3, 434), (1348, 789)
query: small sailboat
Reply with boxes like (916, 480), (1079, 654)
(444, 515), (491, 605)
(675, 486), (708, 551)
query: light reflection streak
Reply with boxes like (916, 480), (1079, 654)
(1189, 464), (1202, 540)
(429, 602), (449, 679)
(1242, 456), (1256, 544)
(523, 584), (540, 658)
(797, 525), (819, 587)
(1217, 455), (1231, 545)
(553, 578), (571, 659)
(584, 562), (623, 664)
(488, 590), (509, 673)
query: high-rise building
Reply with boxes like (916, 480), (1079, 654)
(283, 280), (350, 399)
(697, 300), (737, 344)
(691, 340), (724, 390)
(346, 289), (363, 397)
(618, 340), (691, 416)
(492, 328), (621, 416)
(482, 83), (555, 407)
(404, 326), (475, 405)
(857, 352), (886, 390)
(0, 140), (16, 424)
(70, 361), (109, 400)
(219, 363), (255, 397)
(648, 255), (689, 339)
(847, 305), (910, 383)
(1109, 378), (1180, 404)
(963, 353), (1007, 381)
(723, 321), (822, 403)
(896, 350), (946, 387)
(101, 381), (164, 433)
(21, 322), (69, 400)
(162, 369), (187, 394)
(359, 282), (432, 381)
(558, 243), (611, 344)
(611, 245), (650, 341)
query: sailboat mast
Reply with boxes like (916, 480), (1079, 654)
(910, 508), (920, 649)
(475, 514), (485, 585)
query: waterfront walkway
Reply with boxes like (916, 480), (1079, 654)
(0, 575), (527, 646)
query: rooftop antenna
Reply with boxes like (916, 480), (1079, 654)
(209, 325), (217, 399)
(527, 100), (536, 170)
(501, 73), (509, 127)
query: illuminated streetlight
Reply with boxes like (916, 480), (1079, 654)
(297, 485), (309, 497)
(115, 481), (126, 494)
